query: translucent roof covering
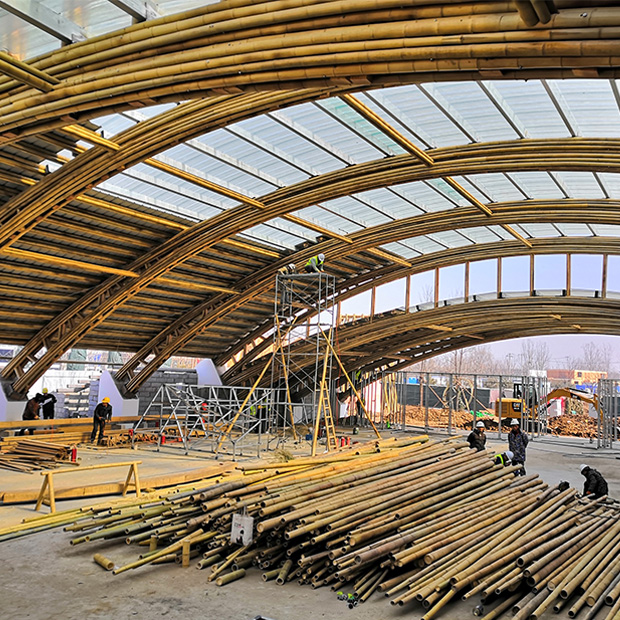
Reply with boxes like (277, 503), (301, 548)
(3, 0), (620, 261)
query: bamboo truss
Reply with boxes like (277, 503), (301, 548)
(6, 137), (620, 395)
(0, 1), (619, 398)
(0, 2), (617, 137)
(225, 296), (620, 386)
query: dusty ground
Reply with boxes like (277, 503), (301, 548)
(2, 430), (620, 620)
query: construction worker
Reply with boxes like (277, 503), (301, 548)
(278, 263), (296, 275)
(493, 450), (514, 467)
(39, 387), (57, 420)
(467, 420), (487, 451)
(18, 393), (42, 436)
(91, 396), (113, 444)
(508, 418), (529, 475)
(580, 464), (609, 499)
(304, 253), (325, 273)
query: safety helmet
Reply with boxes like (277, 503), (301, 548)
(510, 418), (520, 426)
(102, 397), (110, 403)
(580, 464), (588, 473)
(42, 388), (48, 394)
(506, 451), (514, 461)
(318, 253), (325, 261)
(475, 421), (485, 428)
(288, 263), (296, 271)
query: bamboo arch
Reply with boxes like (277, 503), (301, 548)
(5, 138), (620, 395)
(222, 296), (620, 385)
(0, 2), (618, 139)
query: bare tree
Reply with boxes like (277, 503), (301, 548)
(580, 341), (613, 373)
(519, 340), (550, 373)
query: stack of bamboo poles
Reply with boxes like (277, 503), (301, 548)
(2, 435), (620, 619)
(0, 439), (73, 472)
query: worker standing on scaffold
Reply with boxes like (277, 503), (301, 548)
(304, 253), (325, 273)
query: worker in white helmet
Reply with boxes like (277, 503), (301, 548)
(304, 253), (326, 273)
(508, 418), (529, 475)
(493, 450), (514, 467)
(467, 420), (487, 451)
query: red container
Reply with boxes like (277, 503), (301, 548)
(70, 445), (77, 462)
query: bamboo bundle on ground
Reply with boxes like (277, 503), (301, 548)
(0, 439), (73, 472)
(2, 435), (620, 619)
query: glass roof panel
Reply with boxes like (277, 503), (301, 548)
(554, 223), (594, 236)
(507, 172), (567, 199)
(590, 224), (620, 237)
(379, 242), (421, 260)
(547, 80), (620, 137)
(595, 174), (620, 199)
(551, 171), (606, 198)
(405, 236), (448, 255)
(518, 223), (562, 238)
(461, 227), (503, 244)
(352, 188), (417, 220)
(427, 230), (474, 249)
(241, 224), (302, 250)
(0, 9), (59, 59)
(484, 80), (571, 139)
(281, 101), (384, 164)
(292, 205), (363, 235)
(49, 0), (131, 37)
(421, 82), (519, 143)
(311, 196), (392, 228)
(357, 92), (434, 150)
(465, 173), (528, 202)
(318, 99), (406, 156)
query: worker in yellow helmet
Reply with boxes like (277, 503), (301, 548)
(91, 396), (112, 444)
(40, 387), (57, 420)
(304, 253), (325, 273)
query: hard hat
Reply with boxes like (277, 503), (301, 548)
(42, 388), (48, 394)
(475, 421), (485, 428)
(288, 263), (296, 271)
(580, 464), (588, 473)
(506, 451), (514, 461)
(318, 253), (325, 261)
(510, 418), (520, 426)
(102, 397), (110, 403)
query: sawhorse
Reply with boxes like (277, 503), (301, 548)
(35, 460), (142, 513)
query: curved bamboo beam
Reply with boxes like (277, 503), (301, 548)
(223, 296), (620, 385)
(0, 2), (616, 139)
(4, 135), (620, 395)
(121, 217), (620, 393)
(219, 234), (620, 371)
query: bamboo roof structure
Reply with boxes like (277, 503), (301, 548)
(1, 1), (620, 395)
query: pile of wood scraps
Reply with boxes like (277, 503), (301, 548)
(0, 439), (74, 473)
(547, 412), (599, 438)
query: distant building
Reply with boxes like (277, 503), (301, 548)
(547, 369), (607, 388)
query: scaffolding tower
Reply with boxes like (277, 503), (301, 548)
(270, 272), (337, 439)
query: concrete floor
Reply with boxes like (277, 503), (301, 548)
(2, 431), (620, 620)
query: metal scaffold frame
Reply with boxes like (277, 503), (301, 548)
(379, 371), (549, 438)
(131, 383), (286, 458)
(597, 379), (619, 449)
(270, 272), (338, 452)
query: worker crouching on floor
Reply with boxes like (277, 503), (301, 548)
(467, 420), (487, 451)
(493, 450), (514, 467)
(18, 393), (43, 436)
(580, 464), (609, 499)
(508, 418), (529, 476)
(304, 253), (325, 273)
(91, 397), (113, 445)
